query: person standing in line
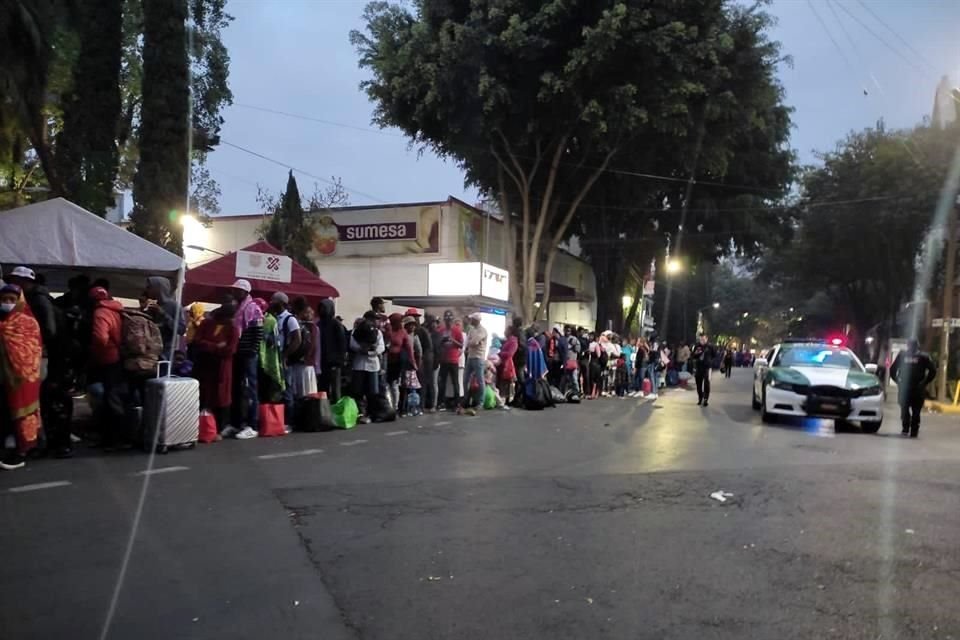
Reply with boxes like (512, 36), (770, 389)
(269, 292), (301, 429)
(350, 311), (385, 424)
(406, 309), (435, 412)
(316, 298), (346, 402)
(497, 325), (519, 404)
(88, 286), (127, 449)
(224, 280), (263, 440)
(385, 313), (415, 411)
(288, 297), (318, 405)
(677, 342), (691, 373)
(461, 313), (488, 416)
(722, 348), (734, 378)
(143, 276), (185, 358)
(889, 339), (937, 438)
(427, 314), (443, 413)
(437, 310), (464, 411)
(691, 333), (716, 406)
(192, 296), (239, 434)
(0, 284), (43, 470)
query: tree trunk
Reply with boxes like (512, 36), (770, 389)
(130, 0), (190, 254)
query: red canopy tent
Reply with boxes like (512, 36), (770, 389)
(183, 241), (339, 304)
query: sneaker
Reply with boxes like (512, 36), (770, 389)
(498, 404), (512, 411)
(465, 408), (477, 416)
(438, 406), (448, 412)
(220, 425), (239, 439)
(0, 452), (26, 470)
(359, 416), (372, 424)
(649, 393), (658, 400)
(702, 400), (708, 407)
(284, 425), (293, 434)
(235, 427), (258, 440)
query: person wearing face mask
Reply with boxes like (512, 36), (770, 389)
(224, 280), (263, 440)
(0, 284), (43, 470)
(193, 296), (240, 434)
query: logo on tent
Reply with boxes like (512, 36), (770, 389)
(267, 256), (280, 271)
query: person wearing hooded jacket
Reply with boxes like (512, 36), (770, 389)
(89, 286), (128, 449)
(143, 276), (185, 358)
(316, 298), (347, 402)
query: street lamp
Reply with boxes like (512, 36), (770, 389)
(712, 302), (720, 309)
(742, 311), (749, 318)
(666, 258), (682, 275)
(186, 244), (226, 256)
(696, 302), (720, 335)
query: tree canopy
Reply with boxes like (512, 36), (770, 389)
(352, 0), (793, 324)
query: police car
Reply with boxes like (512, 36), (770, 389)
(752, 338), (884, 432)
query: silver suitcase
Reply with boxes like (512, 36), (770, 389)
(142, 376), (199, 453)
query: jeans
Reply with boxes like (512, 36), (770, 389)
(232, 352), (259, 428)
(900, 393), (924, 434)
(421, 363), (437, 410)
(563, 367), (580, 395)
(695, 367), (711, 402)
(646, 364), (659, 394)
(438, 362), (460, 409)
(90, 362), (129, 446)
(282, 365), (294, 425)
(350, 369), (379, 411)
(463, 357), (486, 408)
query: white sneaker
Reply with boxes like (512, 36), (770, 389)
(284, 425), (293, 434)
(235, 426), (258, 440)
(219, 425), (238, 439)
(649, 393), (658, 400)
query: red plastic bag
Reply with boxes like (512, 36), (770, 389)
(258, 403), (286, 437)
(641, 378), (652, 395)
(199, 411), (218, 443)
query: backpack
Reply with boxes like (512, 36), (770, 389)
(287, 318), (312, 364)
(120, 310), (163, 374)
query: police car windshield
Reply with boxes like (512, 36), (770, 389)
(774, 345), (862, 371)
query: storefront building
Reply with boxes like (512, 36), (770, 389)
(185, 196), (596, 333)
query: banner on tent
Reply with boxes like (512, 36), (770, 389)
(235, 251), (292, 283)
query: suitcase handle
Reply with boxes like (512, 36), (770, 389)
(156, 360), (172, 378)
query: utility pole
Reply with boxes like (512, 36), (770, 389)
(938, 204), (958, 401)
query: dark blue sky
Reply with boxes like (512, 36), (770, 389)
(206, 0), (959, 215)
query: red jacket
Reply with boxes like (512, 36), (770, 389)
(90, 299), (124, 366)
(439, 323), (464, 365)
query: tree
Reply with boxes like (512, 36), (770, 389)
(353, 0), (764, 323)
(129, 0), (189, 253)
(257, 173), (351, 275)
(573, 4), (794, 334)
(763, 121), (960, 353)
(54, 0), (123, 215)
(1, 0), (232, 218)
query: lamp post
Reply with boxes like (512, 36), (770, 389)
(696, 302), (720, 335)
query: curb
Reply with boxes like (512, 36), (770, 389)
(926, 401), (960, 415)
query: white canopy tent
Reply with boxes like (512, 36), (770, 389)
(0, 198), (184, 298)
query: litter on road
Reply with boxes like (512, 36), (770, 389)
(710, 490), (734, 502)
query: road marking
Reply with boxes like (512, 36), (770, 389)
(8, 480), (72, 493)
(135, 466), (189, 476)
(257, 448), (325, 460)
(435, 421), (451, 426)
(385, 430), (408, 436)
(340, 439), (368, 447)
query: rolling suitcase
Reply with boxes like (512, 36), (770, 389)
(142, 375), (200, 453)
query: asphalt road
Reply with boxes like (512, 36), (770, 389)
(3, 369), (960, 640)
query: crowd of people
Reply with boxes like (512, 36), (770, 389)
(0, 265), (744, 471)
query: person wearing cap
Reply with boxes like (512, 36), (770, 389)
(0, 284), (43, 469)
(460, 313), (488, 415)
(890, 338), (937, 438)
(385, 313), (416, 412)
(269, 291), (301, 427)
(437, 310), (464, 411)
(224, 279), (263, 440)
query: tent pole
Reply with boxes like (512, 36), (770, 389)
(165, 259), (187, 378)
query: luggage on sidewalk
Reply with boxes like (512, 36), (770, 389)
(142, 376), (199, 453)
(258, 403), (286, 437)
(295, 394), (336, 432)
(369, 393), (397, 423)
(549, 384), (566, 404)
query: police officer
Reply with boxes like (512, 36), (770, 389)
(691, 333), (717, 406)
(889, 339), (937, 438)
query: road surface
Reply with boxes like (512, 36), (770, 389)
(3, 369), (960, 639)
